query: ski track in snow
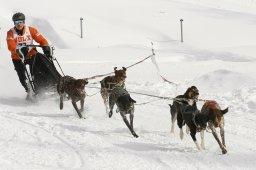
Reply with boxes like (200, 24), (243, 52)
(0, 112), (84, 169)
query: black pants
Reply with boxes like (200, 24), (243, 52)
(12, 53), (45, 92)
(12, 59), (30, 92)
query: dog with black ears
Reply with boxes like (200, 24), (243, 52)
(57, 75), (88, 119)
(169, 86), (229, 153)
(108, 86), (138, 138)
(178, 105), (209, 150)
(169, 86), (200, 135)
(169, 86), (207, 150)
(100, 67), (127, 114)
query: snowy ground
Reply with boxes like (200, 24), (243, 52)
(0, 0), (256, 169)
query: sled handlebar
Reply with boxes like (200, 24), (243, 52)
(21, 45), (65, 76)
(25, 44), (48, 47)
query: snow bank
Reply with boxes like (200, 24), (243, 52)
(191, 69), (256, 93)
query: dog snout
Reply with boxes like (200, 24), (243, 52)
(121, 75), (126, 80)
(201, 123), (207, 130)
(81, 87), (85, 92)
(192, 94), (199, 100)
(84, 79), (89, 85)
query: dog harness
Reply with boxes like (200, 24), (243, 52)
(192, 111), (204, 132)
(202, 100), (219, 110)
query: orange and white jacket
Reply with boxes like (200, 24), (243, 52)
(6, 25), (49, 60)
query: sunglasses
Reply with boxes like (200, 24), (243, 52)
(14, 20), (25, 25)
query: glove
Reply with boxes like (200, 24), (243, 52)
(42, 46), (51, 57)
(16, 46), (29, 60)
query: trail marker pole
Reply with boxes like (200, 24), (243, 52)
(180, 19), (183, 42)
(0, 27), (1, 48)
(80, 17), (83, 38)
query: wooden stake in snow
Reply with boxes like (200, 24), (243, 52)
(180, 19), (183, 42)
(0, 27), (1, 48)
(80, 17), (83, 38)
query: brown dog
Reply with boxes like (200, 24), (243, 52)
(201, 100), (228, 154)
(109, 86), (138, 138)
(100, 67), (127, 113)
(57, 75), (88, 118)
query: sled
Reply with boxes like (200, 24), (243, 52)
(31, 53), (62, 94)
(19, 45), (63, 98)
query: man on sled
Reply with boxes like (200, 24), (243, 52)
(6, 12), (61, 100)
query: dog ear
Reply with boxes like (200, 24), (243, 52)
(114, 67), (117, 71)
(122, 67), (126, 71)
(83, 78), (89, 85)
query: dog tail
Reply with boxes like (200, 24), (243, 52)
(221, 107), (228, 115)
(129, 96), (136, 103)
(100, 80), (104, 88)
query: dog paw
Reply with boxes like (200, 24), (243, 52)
(186, 126), (190, 134)
(60, 102), (63, 110)
(105, 107), (109, 114)
(194, 141), (201, 151)
(116, 108), (119, 113)
(78, 116), (86, 119)
(180, 130), (184, 140)
(222, 149), (227, 154)
(170, 126), (174, 133)
(109, 111), (113, 118)
(200, 144), (206, 150)
(222, 147), (227, 154)
(133, 133), (139, 138)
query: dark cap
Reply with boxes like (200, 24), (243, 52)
(12, 12), (25, 21)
